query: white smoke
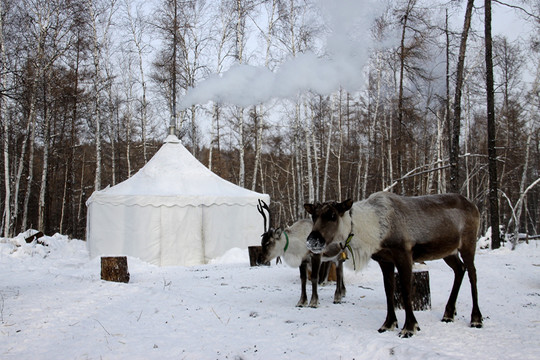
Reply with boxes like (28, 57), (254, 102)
(179, 0), (384, 109)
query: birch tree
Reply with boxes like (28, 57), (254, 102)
(88, 0), (117, 191)
(208, 0), (235, 172)
(449, 0), (474, 193)
(123, 0), (150, 162)
(485, 0), (501, 249)
(0, 0), (10, 236)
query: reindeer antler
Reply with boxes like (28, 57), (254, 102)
(257, 199), (270, 233)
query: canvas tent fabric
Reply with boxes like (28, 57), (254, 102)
(86, 135), (270, 266)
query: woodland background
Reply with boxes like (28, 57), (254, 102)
(0, 0), (539, 247)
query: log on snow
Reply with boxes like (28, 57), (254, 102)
(393, 269), (431, 311)
(101, 256), (130, 283)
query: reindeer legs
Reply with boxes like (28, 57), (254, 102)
(296, 261), (309, 307)
(376, 259), (398, 333)
(442, 254), (465, 322)
(333, 260), (346, 303)
(394, 254), (420, 338)
(309, 253), (321, 307)
(461, 250), (483, 328)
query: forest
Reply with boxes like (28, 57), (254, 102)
(0, 0), (539, 248)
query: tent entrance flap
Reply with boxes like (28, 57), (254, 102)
(160, 205), (204, 266)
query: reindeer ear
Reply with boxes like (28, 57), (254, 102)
(274, 227), (283, 238)
(304, 203), (315, 214)
(336, 199), (353, 214)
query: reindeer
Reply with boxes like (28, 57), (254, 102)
(257, 200), (346, 307)
(304, 192), (482, 338)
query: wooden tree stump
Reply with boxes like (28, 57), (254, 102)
(101, 256), (130, 283)
(25, 231), (45, 245)
(394, 269), (431, 311)
(248, 246), (270, 267)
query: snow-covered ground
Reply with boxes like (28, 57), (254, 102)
(1, 231), (539, 359)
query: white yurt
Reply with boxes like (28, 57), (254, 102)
(86, 134), (270, 266)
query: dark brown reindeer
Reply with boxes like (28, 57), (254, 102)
(304, 191), (482, 338)
(257, 200), (346, 307)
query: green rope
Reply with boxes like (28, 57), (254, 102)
(344, 233), (355, 270)
(283, 231), (290, 253)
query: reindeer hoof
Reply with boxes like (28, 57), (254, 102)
(398, 330), (414, 338)
(378, 320), (398, 333)
(296, 300), (307, 307)
(442, 317), (454, 323)
(308, 300), (319, 308)
(398, 324), (419, 338)
(470, 321), (483, 328)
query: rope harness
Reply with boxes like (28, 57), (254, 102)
(276, 230), (290, 265)
(341, 208), (356, 270)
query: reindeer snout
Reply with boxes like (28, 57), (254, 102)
(306, 231), (326, 254)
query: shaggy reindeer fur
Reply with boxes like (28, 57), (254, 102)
(305, 191), (482, 338)
(259, 219), (346, 307)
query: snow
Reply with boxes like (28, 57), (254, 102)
(1, 231), (539, 359)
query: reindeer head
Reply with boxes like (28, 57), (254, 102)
(257, 199), (282, 264)
(304, 199), (353, 254)
(260, 227), (285, 264)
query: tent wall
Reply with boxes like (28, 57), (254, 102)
(87, 203), (162, 265)
(201, 204), (264, 262)
(87, 202), (266, 266)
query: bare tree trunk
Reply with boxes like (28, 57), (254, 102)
(251, 105), (262, 190)
(311, 101), (320, 200)
(364, 52), (382, 198)
(0, 1), (10, 236)
(322, 101), (334, 202)
(77, 150), (86, 229)
(22, 108), (37, 231)
(449, 0), (474, 193)
(238, 107), (245, 187)
(59, 160), (68, 234)
(38, 74), (51, 231)
(294, 101), (303, 216)
(89, 0), (103, 191)
(124, 0), (149, 162)
(209, 103), (221, 171)
(485, 0), (501, 249)
(304, 101), (314, 203)
(510, 132), (533, 248)
(234, 0), (247, 187)
(336, 90), (343, 201)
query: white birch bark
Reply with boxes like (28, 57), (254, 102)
(322, 101), (334, 202)
(38, 74), (51, 231)
(89, 0), (103, 191)
(304, 101), (314, 203)
(251, 0), (277, 191)
(0, 1), (10, 236)
(235, 0), (246, 187)
(88, 0), (116, 191)
(336, 91), (343, 201)
(124, 0), (148, 162)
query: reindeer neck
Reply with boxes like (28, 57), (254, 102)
(279, 231), (308, 268)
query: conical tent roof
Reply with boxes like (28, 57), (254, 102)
(87, 135), (266, 207)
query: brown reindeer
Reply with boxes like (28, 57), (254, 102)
(304, 191), (482, 338)
(257, 200), (346, 307)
